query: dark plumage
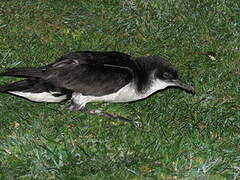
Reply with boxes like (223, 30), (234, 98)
(0, 51), (195, 111)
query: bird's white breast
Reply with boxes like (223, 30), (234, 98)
(72, 79), (170, 108)
(94, 82), (142, 103)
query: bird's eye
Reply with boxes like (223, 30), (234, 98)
(163, 72), (173, 79)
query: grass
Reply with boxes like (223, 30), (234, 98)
(0, 0), (239, 179)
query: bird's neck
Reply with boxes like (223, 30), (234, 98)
(148, 79), (169, 94)
(134, 59), (156, 93)
(132, 78), (170, 100)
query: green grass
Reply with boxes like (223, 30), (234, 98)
(0, 0), (239, 179)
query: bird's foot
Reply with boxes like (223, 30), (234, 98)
(89, 109), (142, 128)
(65, 101), (86, 112)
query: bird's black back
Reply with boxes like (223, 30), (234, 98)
(0, 51), (143, 96)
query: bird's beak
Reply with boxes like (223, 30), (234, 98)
(170, 79), (195, 94)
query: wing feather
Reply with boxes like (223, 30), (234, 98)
(43, 51), (139, 96)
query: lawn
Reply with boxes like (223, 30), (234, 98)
(0, 0), (239, 179)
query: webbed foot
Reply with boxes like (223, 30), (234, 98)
(89, 109), (142, 128)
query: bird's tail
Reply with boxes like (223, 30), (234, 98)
(0, 79), (35, 92)
(0, 67), (44, 78)
(0, 79), (71, 102)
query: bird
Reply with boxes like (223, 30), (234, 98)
(0, 51), (195, 122)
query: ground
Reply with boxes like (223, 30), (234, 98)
(0, 0), (239, 179)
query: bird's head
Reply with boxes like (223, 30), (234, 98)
(142, 56), (195, 94)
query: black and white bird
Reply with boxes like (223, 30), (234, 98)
(0, 51), (194, 120)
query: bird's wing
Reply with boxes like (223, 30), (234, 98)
(53, 51), (140, 71)
(43, 51), (139, 96)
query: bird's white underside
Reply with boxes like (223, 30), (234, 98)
(8, 79), (172, 107)
(8, 91), (67, 102)
(72, 79), (172, 109)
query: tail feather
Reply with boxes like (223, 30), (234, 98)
(0, 79), (35, 92)
(0, 78), (72, 102)
(0, 67), (44, 78)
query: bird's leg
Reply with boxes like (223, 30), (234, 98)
(88, 109), (142, 128)
(66, 99), (86, 112)
(66, 99), (141, 127)
(89, 109), (130, 122)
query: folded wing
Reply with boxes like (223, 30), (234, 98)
(0, 51), (139, 96)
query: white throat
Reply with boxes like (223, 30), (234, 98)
(144, 79), (171, 97)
